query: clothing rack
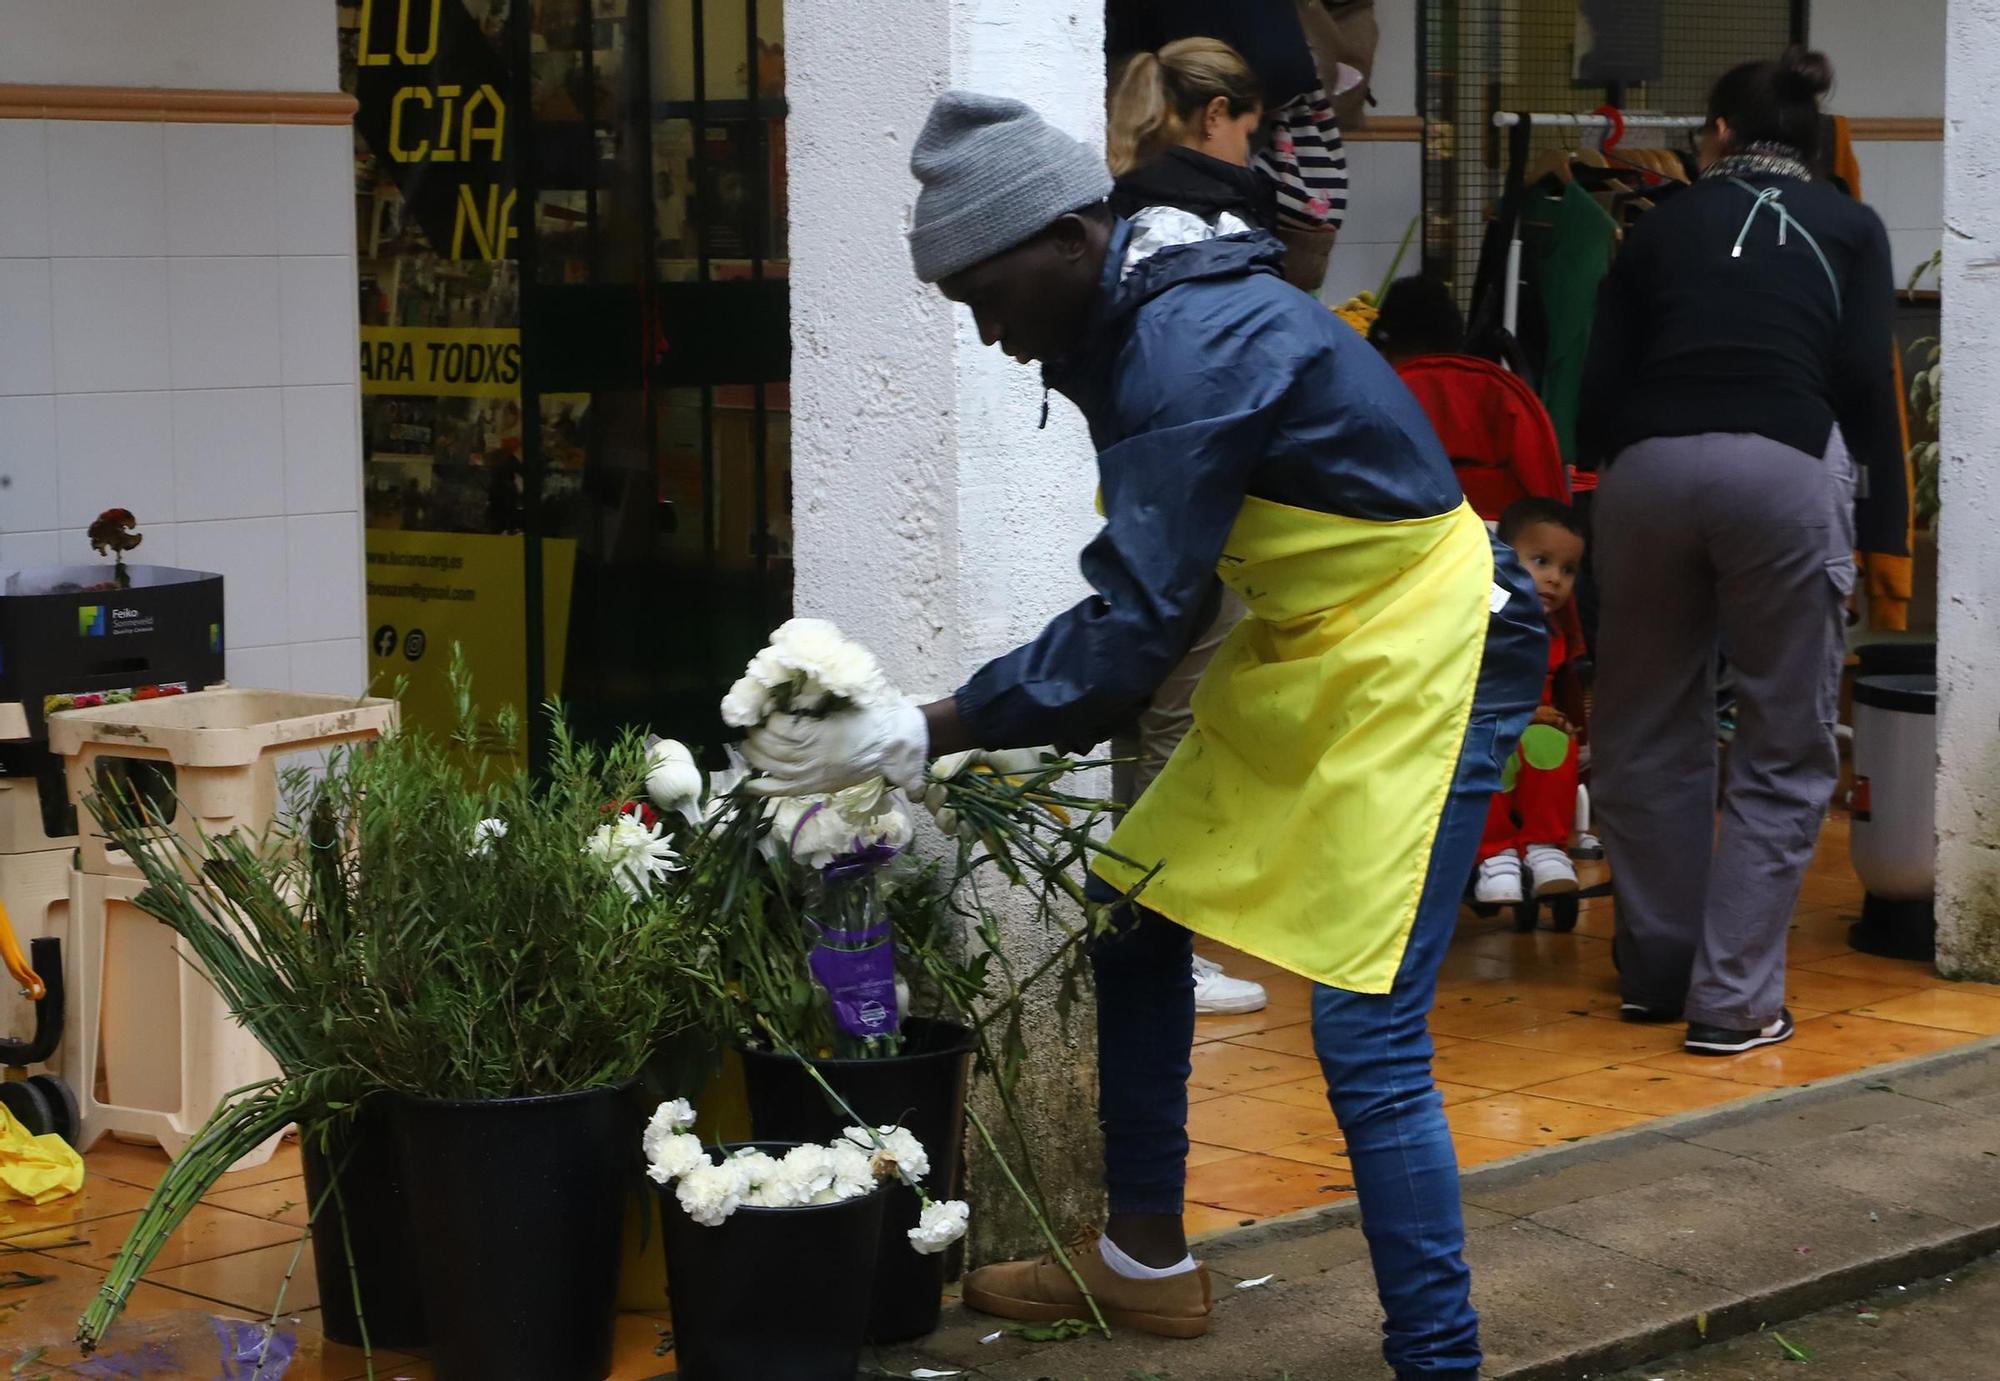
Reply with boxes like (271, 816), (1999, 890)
(1491, 112), (1707, 131)
(1489, 111), (1708, 334)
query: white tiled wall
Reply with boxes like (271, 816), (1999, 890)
(1323, 140), (1424, 307)
(1853, 141), (1946, 287)
(0, 117), (366, 696)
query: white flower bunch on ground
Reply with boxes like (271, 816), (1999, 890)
(584, 813), (682, 899)
(643, 1102), (969, 1254)
(721, 618), (895, 729)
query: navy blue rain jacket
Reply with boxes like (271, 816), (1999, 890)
(955, 220), (1481, 752)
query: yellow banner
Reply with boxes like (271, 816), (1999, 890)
(364, 530), (575, 757)
(360, 326), (521, 398)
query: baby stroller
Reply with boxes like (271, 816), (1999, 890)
(0, 900), (77, 1144)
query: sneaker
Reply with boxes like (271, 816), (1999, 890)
(1619, 1001), (1683, 1024)
(1192, 955), (1267, 1015)
(1685, 1008), (1796, 1055)
(963, 1238), (1212, 1338)
(1571, 831), (1605, 861)
(1524, 844), (1579, 897)
(1474, 851), (1524, 905)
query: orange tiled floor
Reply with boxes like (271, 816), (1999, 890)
(1182, 812), (1999, 1232)
(4, 819), (1992, 1376)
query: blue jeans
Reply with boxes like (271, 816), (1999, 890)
(1092, 542), (1542, 1379)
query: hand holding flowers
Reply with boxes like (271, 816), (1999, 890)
(728, 619), (929, 795)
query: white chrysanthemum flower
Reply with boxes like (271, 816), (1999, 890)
(675, 1159), (746, 1227)
(871, 798), (914, 852)
(584, 815), (682, 900)
(845, 1125), (930, 1182)
(778, 1143), (840, 1202)
(644, 738), (704, 822)
(730, 1148), (789, 1206)
(827, 1143), (877, 1200)
(908, 1198), (970, 1254)
(644, 1132), (706, 1186)
(469, 818), (507, 857)
(770, 619), (891, 707)
(720, 675), (774, 729)
(764, 783), (912, 870)
(642, 1097), (697, 1155)
(743, 646), (794, 690)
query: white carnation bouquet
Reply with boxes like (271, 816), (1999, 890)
(644, 1099), (969, 1254)
(721, 617), (897, 729)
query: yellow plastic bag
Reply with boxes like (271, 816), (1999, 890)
(0, 1104), (82, 1204)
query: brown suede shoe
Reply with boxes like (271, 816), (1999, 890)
(962, 1239), (1212, 1339)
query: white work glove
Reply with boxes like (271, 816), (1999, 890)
(744, 700), (929, 797)
(921, 747), (1054, 840)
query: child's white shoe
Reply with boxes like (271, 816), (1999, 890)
(1525, 843), (1579, 897)
(1475, 851), (1524, 904)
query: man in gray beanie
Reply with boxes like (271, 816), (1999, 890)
(746, 88), (1545, 1379)
(907, 91), (1114, 286)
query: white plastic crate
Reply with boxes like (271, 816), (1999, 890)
(49, 689), (397, 878)
(64, 868), (284, 1169)
(0, 775), (79, 855)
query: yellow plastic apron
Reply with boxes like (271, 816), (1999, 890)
(1091, 495), (1493, 994)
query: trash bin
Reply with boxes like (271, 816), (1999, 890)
(1847, 673), (1936, 960)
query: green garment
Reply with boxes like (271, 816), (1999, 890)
(1528, 182), (1617, 462)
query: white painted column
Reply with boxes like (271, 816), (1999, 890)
(787, 0), (1109, 1256)
(1935, 0), (2000, 981)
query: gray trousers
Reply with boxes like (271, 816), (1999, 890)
(1112, 585), (1247, 805)
(1593, 431), (1854, 1030)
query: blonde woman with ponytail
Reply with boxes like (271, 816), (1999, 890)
(1106, 39), (1272, 277)
(1107, 38), (1265, 178)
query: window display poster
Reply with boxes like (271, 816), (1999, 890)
(364, 529), (576, 757)
(347, 0), (515, 262)
(345, 2), (576, 750)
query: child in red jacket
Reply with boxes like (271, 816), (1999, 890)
(1476, 498), (1588, 903)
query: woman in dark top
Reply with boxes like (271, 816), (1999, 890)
(1579, 49), (1901, 1058)
(1107, 39), (1274, 236)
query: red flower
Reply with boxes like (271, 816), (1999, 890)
(605, 799), (659, 830)
(88, 509), (143, 558)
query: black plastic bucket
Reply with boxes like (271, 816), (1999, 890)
(391, 1083), (636, 1381)
(660, 1142), (888, 1380)
(302, 1103), (427, 1349)
(738, 1017), (973, 1342)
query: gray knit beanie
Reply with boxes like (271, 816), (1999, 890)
(908, 91), (1114, 283)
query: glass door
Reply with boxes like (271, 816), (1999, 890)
(344, 0), (790, 764)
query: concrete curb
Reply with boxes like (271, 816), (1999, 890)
(877, 1032), (2000, 1381)
(1197, 1032), (2000, 1270)
(1498, 1225), (2000, 1381)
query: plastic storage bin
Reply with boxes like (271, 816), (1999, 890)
(1848, 673), (1937, 960)
(65, 867), (283, 1168)
(49, 689), (397, 877)
(0, 774), (79, 855)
